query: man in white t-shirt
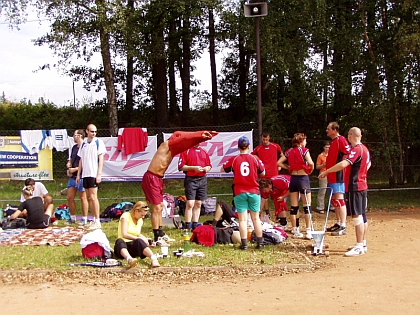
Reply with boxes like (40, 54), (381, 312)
(20, 178), (53, 210)
(76, 124), (106, 230)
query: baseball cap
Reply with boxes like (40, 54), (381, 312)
(238, 136), (250, 146)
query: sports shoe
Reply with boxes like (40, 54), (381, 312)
(326, 223), (340, 232)
(305, 229), (313, 240)
(78, 220), (87, 226)
(256, 243), (265, 249)
(331, 226), (348, 236)
(161, 234), (175, 242)
(156, 237), (170, 247)
(150, 259), (160, 268)
(291, 227), (304, 239)
(173, 216), (183, 229)
(128, 257), (138, 268)
(344, 246), (364, 257)
(88, 221), (102, 230)
(239, 244), (248, 250)
(348, 245), (368, 253)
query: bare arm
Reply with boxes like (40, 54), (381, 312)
(319, 160), (350, 178)
(277, 155), (289, 170)
(96, 153), (104, 183)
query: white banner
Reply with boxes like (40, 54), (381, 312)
(162, 131), (253, 179)
(101, 136), (157, 182)
(100, 131), (253, 181)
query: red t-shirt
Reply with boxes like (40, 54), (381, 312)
(252, 142), (283, 178)
(222, 153), (265, 196)
(178, 147), (211, 177)
(326, 135), (351, 183)
(344, 143), (371, 192)
(284, 147), (311, 173)
(261, 175), (291, 200)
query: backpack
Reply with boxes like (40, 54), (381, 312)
(1, 218), (26, 230)
(252, 228), (287, 245)
(55, 204), (71, 221)
(100, 203), (119, 219)
(202, 197), (217, 214)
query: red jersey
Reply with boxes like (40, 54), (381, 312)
(117, 128), (148, 155)
(284, 147), (311, 173)
(178, 147), (211, 177)
(344, 143), (370, 192)
(261, 175), (291, 200)
(222, 153), (265, 196)
(326, 135), (350, 183)
(252, 142), (282, 178)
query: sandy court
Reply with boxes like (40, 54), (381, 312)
(1, 211), (419, 314)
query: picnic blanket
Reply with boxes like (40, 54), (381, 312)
(0, 227), (86, 246)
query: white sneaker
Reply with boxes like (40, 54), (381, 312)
(88, 221), (102, 230)
(291, 227), (304, 239)
(348, 245), (368, 253)
(305, 229), (313, 240)
(344, 246), (364, 257)
(161, 234), (175, 242)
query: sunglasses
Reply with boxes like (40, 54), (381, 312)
(89, 130), (97, 133)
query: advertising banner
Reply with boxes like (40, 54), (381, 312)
(0, 136), (53, 181)
(100, 131), (253, 181)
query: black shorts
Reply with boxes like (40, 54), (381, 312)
(83, 177), (100, 189)
(114, 238), (148, 259)
(27, 214), (50, 229)
(184, 176), (207, 201)
(346, 190), (367, 216)
(289, 175), (311, 194)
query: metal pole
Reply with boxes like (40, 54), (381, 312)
(256, 17), (262, 145)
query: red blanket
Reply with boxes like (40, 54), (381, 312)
(0, 227), (86, 246)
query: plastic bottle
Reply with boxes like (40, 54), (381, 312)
(247, 227), (253, 241)
(183, 229), (190, 252)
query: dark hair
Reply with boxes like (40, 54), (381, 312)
(261, 132), (270, 138)
(291, 133), (306, 148)
(24, 178), (35, 186)
(323, 140), (331, 147)
(259, 178), (272, 189)
(329, 122), (340, 132)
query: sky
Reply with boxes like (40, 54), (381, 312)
(0, 13), (215, 107)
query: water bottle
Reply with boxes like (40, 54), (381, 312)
(183, 229), (190, 252)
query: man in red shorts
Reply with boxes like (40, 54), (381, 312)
(319, 127), (371, 256)
(325, 122), (351, 236)
(141, 131), (218, 241)
(252, 132), (284, 217)
(259, 175), (291, 230)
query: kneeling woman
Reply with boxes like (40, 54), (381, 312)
(9, 186), (55, 229)
(114, 201), (160, 268)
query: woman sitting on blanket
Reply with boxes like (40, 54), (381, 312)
(9, 186), (55, 229)
(114, 201), (160, 268)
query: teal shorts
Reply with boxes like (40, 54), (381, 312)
(234, 193), (261, 214)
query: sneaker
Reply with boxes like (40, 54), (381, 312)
(256, 243), (265, 249)
(305, 229), (313, 240)
(331, 226), (348, 236)
(156, 237), (170, 247)
(161, 234), (175, 242)
(326, 223), (340, 232)
(344, 246), (364, 257)
(128, 258), (138, 268)
(173, 216), (183, 229)
(88, 221), (102, 230)
(78, 220), (87, 226)
(239, 244), (248, 250)
(291, 227), (304, 239)
(150, 259), (160, 268)
(348, 245), (368, 253)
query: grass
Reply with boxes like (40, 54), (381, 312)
(1, 177), (419, 271)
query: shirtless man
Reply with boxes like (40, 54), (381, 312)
(141, 131), (218, 241)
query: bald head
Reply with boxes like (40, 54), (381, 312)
(348, 127), (362, 145)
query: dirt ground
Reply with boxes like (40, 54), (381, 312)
(1, 210), (420, 314)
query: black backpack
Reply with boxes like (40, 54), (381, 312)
(1, 218), (26, 230)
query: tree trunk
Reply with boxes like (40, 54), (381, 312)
(96, 0), (118, 136)
(180, 15), (191, 126)
(208, 8), (219, 124)
(168, 20), (180, 119)
(125, 0), (135, 118)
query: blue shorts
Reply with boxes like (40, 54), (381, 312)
(327, 182), (345, 195)
(289, 175), (311, 194)
(67, 177), (85, 192)
(233, 193), (260, 214)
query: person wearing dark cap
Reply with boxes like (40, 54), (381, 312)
(220, 136), (266, 250)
